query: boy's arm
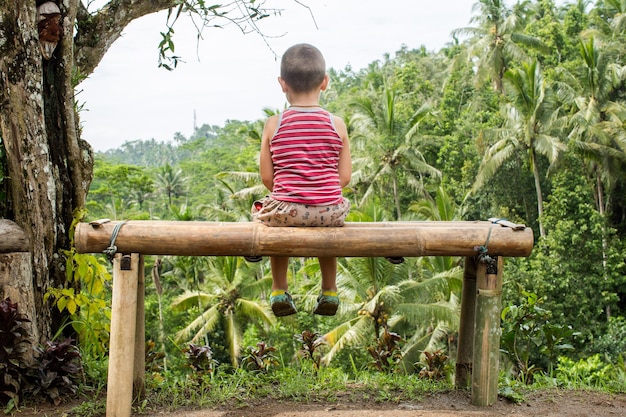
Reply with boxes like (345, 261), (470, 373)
(334, 116), (352, 188)
(260, 115), (279, 191)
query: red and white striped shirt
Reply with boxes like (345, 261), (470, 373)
(270, 107), (344, 205)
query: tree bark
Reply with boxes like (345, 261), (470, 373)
(0, 0), (173, 340)
(1, 0), (60, 341)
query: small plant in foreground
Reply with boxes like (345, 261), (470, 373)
(146, 339), (166, 373)
(367, 327), (403, 373)
(241, 341), (278, 372)
(416, 349), (449, 380)
(500, 289), (578, 383)
(555, 354), (613, 388)
(186, 343), (218, 376)
(30, 338), (83, 405)
(0, 297), (32, 412)
(296, 330), (327, 370)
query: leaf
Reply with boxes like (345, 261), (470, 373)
(61, 288), (74, 297)
(77, 259), (89, 281)
(66, 299), (77, 315)
(57, 297), (67, 313)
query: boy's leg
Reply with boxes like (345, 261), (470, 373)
(271, 256), (290, 291)
(315, 257), (339, 316)
(270, 256), (297, 316)
(318, 256), (337, 291)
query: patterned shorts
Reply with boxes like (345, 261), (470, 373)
(251, 196), (351, 227)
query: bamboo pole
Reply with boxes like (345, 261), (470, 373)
(456, 256), (478, 389)
(107, 253), (139, 417)
(471, 256), (503, 406)
(75, 221), (533, 258)
(133, 255), (146, 399)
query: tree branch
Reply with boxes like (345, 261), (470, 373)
(74, 0), (179, 76)
(73, 0), (291, 76)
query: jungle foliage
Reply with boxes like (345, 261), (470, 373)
(38, 0), (626, 398)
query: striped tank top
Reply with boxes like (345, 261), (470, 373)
(270, 107), (344, 205)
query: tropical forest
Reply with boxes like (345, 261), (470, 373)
(2, 0), (626, 414)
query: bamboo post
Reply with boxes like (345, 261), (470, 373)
(133, 255), (146, 399)
(456, 256), (478, 389)
(471, 256), (503, 406)
(107, 253), (139, 417)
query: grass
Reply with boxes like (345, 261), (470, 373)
(48, 367), (452, 416)
(16, 357), (626, 416)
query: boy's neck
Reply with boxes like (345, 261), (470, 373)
(290, 104), (320, 108)
(288, 90), (321, 108)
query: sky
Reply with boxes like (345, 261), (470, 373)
(79, 0), (478, 152)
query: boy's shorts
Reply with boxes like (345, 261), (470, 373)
(251, 196), (350, 227)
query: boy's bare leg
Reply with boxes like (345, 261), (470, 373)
(271, 256), (290, 291)
(318, 256), (337, 291)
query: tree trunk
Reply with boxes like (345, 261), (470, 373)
(0, 0), (289, 342)
(0, 0), (184, 341)
(1, 0), (66, 341)
(529, 147), (545, 238)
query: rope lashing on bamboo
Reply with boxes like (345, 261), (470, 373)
(474, 217), (527, 264)
(104, 220), (128, 262)
(474, 224), (494, 264)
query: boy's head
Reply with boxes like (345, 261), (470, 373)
(280, 44), (326, 93)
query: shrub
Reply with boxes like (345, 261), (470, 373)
(29, 338), (83, 405)
(241, 341), (279, 372)
(186, 343), (218, 375)
(0, 298), (32, 411)
(367, 328), (404, 373)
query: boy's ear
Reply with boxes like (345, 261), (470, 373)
(320, 74), (330, 91)
(278, 77), (288, 92)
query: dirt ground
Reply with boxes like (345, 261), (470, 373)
(12, 389), (626, 417)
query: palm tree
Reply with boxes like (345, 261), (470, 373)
(472, 60), (565, 237)
(350, 82), (441, 219)
(171, 256), (274, 367)
(453, 0), (545, 94)
(558, 37), (626, 217)
(594, 0), (626, 36)
(155, 163), (187, 206)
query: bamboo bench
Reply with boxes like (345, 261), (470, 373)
(75, 219), (533, 416)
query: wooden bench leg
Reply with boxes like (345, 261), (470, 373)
(133, 255), (146, 399)
(471, 256), (503, 406)
(456, 256), (477, 389)
(107, 253), (139, 417)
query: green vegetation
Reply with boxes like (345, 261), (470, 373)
(2, 0), (626, 411)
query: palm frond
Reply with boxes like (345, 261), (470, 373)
(171, 290), (216, 310)
(394, 302), (459, 329)
(472, 139), (518, 193)
(236, 298), (275, 328)
(223, 312), (242, 367)
(399, 321), (452, 372)
(322, 316), (373, 364)
(175, 304), (221, 343)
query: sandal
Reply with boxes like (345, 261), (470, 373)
(243, 255), (263, 262)
(270, 290), (297, 316)
(385, 257), (404, 264)
(313, 290), (339, 316)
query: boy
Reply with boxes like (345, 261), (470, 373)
(250, 43), (352, 317)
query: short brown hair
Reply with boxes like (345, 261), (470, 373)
(280, 44), (326, 93)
